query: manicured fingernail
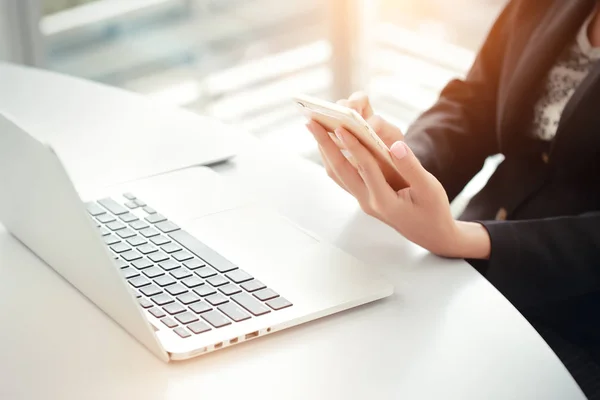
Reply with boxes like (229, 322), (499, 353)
(334, 128), (344, 143)
(390, 141), (407, 159)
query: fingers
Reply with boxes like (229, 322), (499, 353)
(306, 121), (367, 198)
(389, 141), (430, 191)
(336, 91), (374, 119)
(366, 115), (404, 148)
(336, 127), (396, 205)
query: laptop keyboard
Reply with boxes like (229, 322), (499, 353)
(86, 193), (293, 339)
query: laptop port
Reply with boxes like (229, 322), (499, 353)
(214, 342), (223, 349)
(245, 331), (259, 340)
(229, 337), (239, 344)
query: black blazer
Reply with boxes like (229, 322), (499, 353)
(405, 0), (600, 361)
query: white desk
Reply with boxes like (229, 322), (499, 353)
(0, 63), (585, 400)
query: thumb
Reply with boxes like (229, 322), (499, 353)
(389, 141), (429, 189)
(368, 115), (404, 148)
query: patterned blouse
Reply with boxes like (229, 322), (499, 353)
(531, 11), (600, 140)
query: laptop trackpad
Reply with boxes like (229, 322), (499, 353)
(183, 206), (319, 279)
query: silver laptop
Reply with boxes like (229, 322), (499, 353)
(0, 112), (393, 362)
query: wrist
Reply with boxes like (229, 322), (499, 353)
(452, 221), (491, 260)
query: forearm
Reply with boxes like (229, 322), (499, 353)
(465, 213), (600, 310)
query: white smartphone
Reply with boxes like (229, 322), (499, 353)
(293, 93), (407, 190)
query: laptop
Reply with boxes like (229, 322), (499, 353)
(0, 112), (393, 362)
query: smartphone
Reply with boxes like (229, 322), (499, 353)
(293, 94), (407, 190)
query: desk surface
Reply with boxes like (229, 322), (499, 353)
(0, 63), (585, 400)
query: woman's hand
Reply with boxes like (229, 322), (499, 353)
(337, 91), (404, 147)
(314, 91), (407, 192)
(306, 120), (491, 260)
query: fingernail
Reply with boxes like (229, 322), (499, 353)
(334, 128), (344, 143)
(390, 141), (407, 159)
(305, 122), (315, 134)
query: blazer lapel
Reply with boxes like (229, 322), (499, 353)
(550, 61), (600, 170)
(498, 0), (595, 149)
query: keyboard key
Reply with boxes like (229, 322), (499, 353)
(161, 242), (182, 254)
(103, 234), (121, 245)
(174, 327), (191, 338)
(253, 288), (279, 302)
(98, 198), (128, 215)
(150, 235), (170, 246)
(158, 259), (180, 271)
(96, 213), (115, 224)
(165, 283), (187, 296)
(163, 302), (186, 315)
(86, 202), (106, 216)
(130, 220), (149, 230)
(183, 258), (206, 270)
(194, 285), (216, 297)
(189, 302), (212, 314)
(123, 193), (136, 201)
(156, 221), (180, 233)
(121, 267), (139, 279)
(110, 242), (131, 254)
(119, 213), (138, 223)
(170, 268), (192, 280)
(121, 250), (143, 262)
(116, 228), (136, 239)
(181, 276), (204, 288)
(106, 221), (126, 231)
(114, 258), (128, 269)
(152, 293), (174, 306)
(240, 279), (266, 293)
(129, 276), (151, 288)
(145, 214), (167, 224)
(266, 297), (293, 310)
(175, 312), (199, 325)
(207, 275), (229, 287)
(148, 307), (166, 318)
(177, 292), (200, 305)
(127, 236), (147, 246)
(139, 284), (162, 297)
(131, 258), (153, 270)
(195, 266), (217, 278)
(172, 251), (193, 262)
(218, 302), (251, 322)
(137, 244), (158, 255)
(134, 199), (147, 207)
(232, 293), (271, 316)
(169, 230), (238, 273)
(140, 227), (160, 238)
(226, 269), (253, 284)
(161, 317), (178, 328)
(143, 266), (165, 279)
(125, 200), (138, 209)
(134, 291), (142, 298)
(206, 293), (229, 306)
(148, 251), (169, 263)
(201, 310), (232, 328)
(139, 298), (153, 309)
(99, 227), (110, 236)
(188, 321), (212, 334)
(219, 284), (242, 296)
(154, 275), (176, 287)
(143, 206), (157, 214)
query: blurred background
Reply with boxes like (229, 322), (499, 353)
(0, 0), (506, 203)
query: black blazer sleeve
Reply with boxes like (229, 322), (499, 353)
(476, 213), (600, 311)
(404, 1), (517, 201)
